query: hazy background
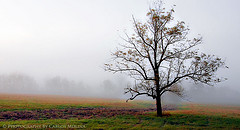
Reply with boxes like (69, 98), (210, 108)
(0, 0), (239, 104)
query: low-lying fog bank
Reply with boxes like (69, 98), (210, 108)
(0, 73), (239, 105)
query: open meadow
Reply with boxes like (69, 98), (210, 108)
(0, 93), (240, 129)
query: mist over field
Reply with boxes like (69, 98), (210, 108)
(0, 72), (239, 105)
(0, 0), (240, 105)
(0, 73), (129, 99)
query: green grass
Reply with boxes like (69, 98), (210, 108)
(0, 100), (83, 111)
(1, 113), (240, 129)
(0, 98), (155, 112)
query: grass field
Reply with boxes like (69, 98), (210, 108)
(0, 93), (240, 129)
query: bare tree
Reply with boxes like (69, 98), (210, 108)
(104, 2), (226, 117)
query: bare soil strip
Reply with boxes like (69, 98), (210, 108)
(0, 105), (176, 121)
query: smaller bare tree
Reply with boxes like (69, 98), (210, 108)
(104, 2), (227, 117)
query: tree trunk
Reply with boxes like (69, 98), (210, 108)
(156, 96), (162, 117)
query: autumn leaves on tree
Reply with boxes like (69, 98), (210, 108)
(104, 2), (226, 117)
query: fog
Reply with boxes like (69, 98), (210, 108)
(0, 0), (240, 105)
(0, 73), (129, 99)
(185, 84), (240, 105)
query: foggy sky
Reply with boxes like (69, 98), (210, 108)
(0, 0), (240, 103)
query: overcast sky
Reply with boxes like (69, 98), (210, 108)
(0, 0), (239, 93)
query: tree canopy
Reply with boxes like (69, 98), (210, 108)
(104, 2), (226, 117)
